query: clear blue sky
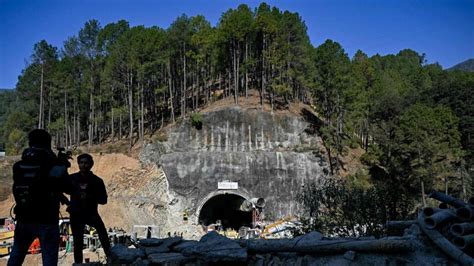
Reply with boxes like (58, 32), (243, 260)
(1, 0), (473, 89)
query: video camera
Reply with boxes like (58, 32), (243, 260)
(57, 147), (73, 168)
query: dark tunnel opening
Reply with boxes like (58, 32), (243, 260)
(198, 194), (253, 230)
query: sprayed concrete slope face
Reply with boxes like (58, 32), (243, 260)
(142, 106), (330, 222)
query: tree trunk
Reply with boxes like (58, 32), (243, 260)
(111, 105), (114, 142)
(137, 84), (141, 142)
(270, 64), (274, 112)
(326, 145), (334, 176)
(119, 111), (122, 140)
(228, 69), (231, 99)
(128, 70), (134, 150)
(38, 64), (44, 129)
(245, 40), (248, 99)
(218, 72), (222, 101)
(182, 42), (187, 117)
(261, 34), (266, 108)
(72, 101), (76, 146)
(68, 121), (72, 149)
(421, 180), (427, 207)
(168, 59), (175, 123)
(77, 112), (80, 147)
(64, 90), (68, 148)
(47, 94), (52, 130)
(88, 75), (94, 147)
(233, 40), (238, 104)
(236, 41), (240, 104)
(140, 82), (144, 141)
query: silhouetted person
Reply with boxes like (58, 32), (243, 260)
(9, 129), (69, 266)
(67, 153), (110, 263)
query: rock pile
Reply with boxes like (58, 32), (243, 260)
(108, 192), (473, 265)
(109, 230), (455, 265)
(110, 232), (247, 265)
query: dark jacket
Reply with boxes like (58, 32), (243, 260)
(12, 147), (68, 223)
(67, 172), (107, 217)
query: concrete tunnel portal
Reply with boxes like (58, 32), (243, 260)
(198, 193), (253, 230)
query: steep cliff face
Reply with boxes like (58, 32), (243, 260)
(142, 106), (330, 225)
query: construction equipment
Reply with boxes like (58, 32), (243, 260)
(0, 244), (12, 256)
(0, 218), (14, 256)
(261, 216), (301, 239)
(0, 230), (14, 241)
(232, 198), (265, 212)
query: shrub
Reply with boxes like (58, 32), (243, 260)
(190, 113), (203, 130)
(6, 128), (27, 155)
(298, 178), (415, 238)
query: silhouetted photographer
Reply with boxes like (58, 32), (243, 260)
(8, 129), (70, 266)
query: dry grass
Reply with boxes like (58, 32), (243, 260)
(338, 146), (367, 179)
(199, 89), (311, 117)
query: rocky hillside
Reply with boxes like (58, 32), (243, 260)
(0, 101), (330, 239)
(142, 106), (329, 220)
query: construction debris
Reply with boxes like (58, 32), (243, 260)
(108, 192), (473, 265)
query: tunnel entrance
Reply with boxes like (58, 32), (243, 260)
(198, 193), (253, 230)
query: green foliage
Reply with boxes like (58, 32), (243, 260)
(47, 117), (65, 132)
(190, 112), (203, 129)
(0, 4), (472, 203)
(2, 111), (34, 142)
(346, 169), (372, 189)
(393, 104), (461, 191)
(32, 40), (58, 65)
(0, 89), (18, 146)
(310, 40), (351, 173)
(6, 128), (27, 155)
(298, 178), (415, 238)
(270, 83), (291, 98)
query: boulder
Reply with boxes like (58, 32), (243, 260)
(110, 244), (145, 264)
(294, 231), (323, 246)
(160, 236), (183, 248)
(139, 238), (164, 247)
(143, 245), (170, 256)
(171, 240), (200, 253)
(139, 236), (182, 248)
(148, 253), (194, 265)
(181, 231), (247, 262)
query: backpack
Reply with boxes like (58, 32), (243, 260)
(12, 148), (55, 218)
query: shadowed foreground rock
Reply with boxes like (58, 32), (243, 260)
(181, 232), (247, 262)
(109, 229), (459, 265)
(109, 244), (145, 264)
(106, 192), (472, 265)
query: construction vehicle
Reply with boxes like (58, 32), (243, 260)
(261, 216), (301, 239)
